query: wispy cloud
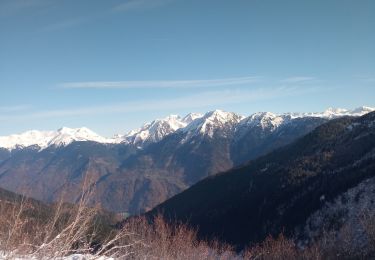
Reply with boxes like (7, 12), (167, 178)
(280, 76), (316, 83)
(0, 105), (31, 112)
(113, 0), (174, 12)
(0, 0), (55, 16)
(40, 17), (86, 32)
(58, 76), (261, 89)
(355, 76), (375, 83)
(0, 86), (319, 123)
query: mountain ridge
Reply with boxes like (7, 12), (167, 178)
(1, 106), (373, 151)
(0, 106), (373, 214)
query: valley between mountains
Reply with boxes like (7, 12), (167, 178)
(0, 106), (373, 216)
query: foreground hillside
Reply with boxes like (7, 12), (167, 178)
(149, 112), (375, 248)
(0, 186), (244, 259)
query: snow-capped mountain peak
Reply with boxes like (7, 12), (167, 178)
(47, 127), (110, 147)
(0, 127), (111, 150)
(286, 106), (375, 119)
(198, 110), (243, 125)
(123, 114), (189, 147)
(239, 112), (286, 130)
(351, 106), (375, 115)
(0, 130), (56, 150)
(182, 113), (203, 124)
(320, 107), (349, 118)
(182, 110), (243, 137)
(235, 106), (375, 134)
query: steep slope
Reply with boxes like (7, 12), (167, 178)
(121, 111), (325, 187)
(118, 110), (251, 188)
(0, 148), (10, 163)
(149, 112), (375, 247)
(122, 114), (202, 148)
(232, 114), (327, 164)
(92, 112), (326, 213)
(300, 175), (375, 247)
(0, 141), (182, 214)
(94, 110), (244, 212)
(0, 107), (372, 215)
(0, 142), (126, 202)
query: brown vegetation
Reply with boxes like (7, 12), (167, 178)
(243, 211), (375, 260)
(0, 194), (237, 259)
(1, 182), (375, 259)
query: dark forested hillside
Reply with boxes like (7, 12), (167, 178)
(149, 112), (375, 248)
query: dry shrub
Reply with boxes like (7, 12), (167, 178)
(360, 210), (375, 256)
(2, 200), (375, 260)
(0, 176), (134, 259)
(0, 194), (96, 258)
(0, 179), (237, 259)
(2, 199), (371, 260)
(120, 214), (238, 260)
(312, 226), (357, 259)
(306, 211), (375, 259)
(0, 196), (39, 253)
(240, 210), (375, 260)
(243, 234), (300, 260)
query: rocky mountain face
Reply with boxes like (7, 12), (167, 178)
(0, 107), (373, 214)
(122, 113), (204, 148)
(148, 112), (375, 248)
(0, 148), (10, 162)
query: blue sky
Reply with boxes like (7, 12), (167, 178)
(0, 0), (374, 136)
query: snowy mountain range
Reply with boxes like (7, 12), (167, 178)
(0, 106), (373, 151)
(0, 127), (113, 150)
(0, 106), (374, 214)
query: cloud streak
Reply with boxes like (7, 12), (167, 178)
(355, 76), (375, 83)
(0, 105), (31, 112)
(59, 76), (261, 89)
(0, 0), (58, 17)
(113, 0), (174, 12)
(0, 86), (319, 123)
(40, 17), (86, 32)
(280, 76), (316, 83)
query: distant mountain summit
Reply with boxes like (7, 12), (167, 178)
(182, 113), (203, 124)
(0, 127), (112, 150)
(122, 114), (202, 147)
(182, 110), (243, 138)
(286, 106), (374, 119)
(238, 112), (285, 131)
